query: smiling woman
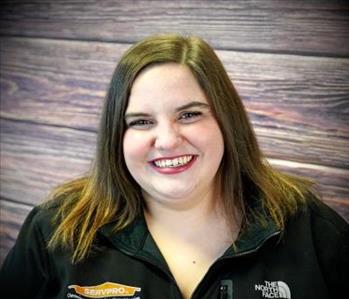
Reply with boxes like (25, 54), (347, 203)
(123, 63), (224, 209)
(1, 34), (348, 299)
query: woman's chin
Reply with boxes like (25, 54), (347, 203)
(144, 185), (199, 206)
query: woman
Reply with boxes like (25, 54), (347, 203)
(1, 34), (348, 299)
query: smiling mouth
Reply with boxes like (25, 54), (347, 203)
(152, 155), (194, 168)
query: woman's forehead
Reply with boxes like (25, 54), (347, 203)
(126, 63), (209, 112)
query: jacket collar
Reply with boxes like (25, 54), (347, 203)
(99, 209), (280, 261)
(99, 214), (168, 268)
(229, 219), (280, 256)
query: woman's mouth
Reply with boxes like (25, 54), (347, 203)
(150, 155), (197, 174)
(153, 155), (193, 168)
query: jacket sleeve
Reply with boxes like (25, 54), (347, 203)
(0, 206), (51, 298)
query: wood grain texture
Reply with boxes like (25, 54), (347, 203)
(1, 37), (348, 168)
(0, 118), (95, 205)
(268, 158), (348, 217)
(0, 37), (123, 131)
(1, 0), (348, 56)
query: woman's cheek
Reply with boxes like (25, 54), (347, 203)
(123, 131), (151, 161)
(187, 119), (223, 147)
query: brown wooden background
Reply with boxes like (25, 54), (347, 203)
(1, 0), (348, 265)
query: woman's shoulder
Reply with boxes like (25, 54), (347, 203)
(299, 197), (349, 295)
(22, 198), (65, 238)
(285, 196), (349, 277)
(283, 195), (348, 252)
(306, 197), (349, 236)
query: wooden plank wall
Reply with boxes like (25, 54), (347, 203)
(1, 0), (348, 264)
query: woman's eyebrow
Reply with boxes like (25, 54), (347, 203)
(175, 101), (210, 112)
(125, 101), (210, 120)
(124, 112), (151, 120)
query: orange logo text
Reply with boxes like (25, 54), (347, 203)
(68, 282), (141, 298)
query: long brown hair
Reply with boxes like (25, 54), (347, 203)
(48, 34), (313, 263)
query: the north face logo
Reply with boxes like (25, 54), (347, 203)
(255, 281), (291, 299)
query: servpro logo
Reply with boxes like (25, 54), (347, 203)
(68, 282), (141, 298)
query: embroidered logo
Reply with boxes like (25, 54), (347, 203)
(255, 281), (291, 299)
(68, 282), (141, 298)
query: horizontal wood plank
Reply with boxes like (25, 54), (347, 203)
(0, 38), (123, 131)
(0, 118), (95, 205)
(1, 0), (348, 56)
(1, 37), (348, 170)
(1, 118), (348, 218)
(268, 158), (349, 205)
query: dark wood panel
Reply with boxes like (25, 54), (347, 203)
(0, 118), (95, 205)
(269, 159), (349, 207)
(1, 118), (348, 215)
(0, 199), (33, 265)
(0, 38), (124, 131)
(1, 37), (348, 170)
(217, 50), (349, 170)
(1, 0), (348, 56)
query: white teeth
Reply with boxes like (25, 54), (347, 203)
(154, 155), (193, 168)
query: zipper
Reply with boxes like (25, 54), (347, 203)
(219, 285), (228, 299)
(218, 280), (233, 299)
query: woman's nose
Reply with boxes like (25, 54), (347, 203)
(154, 123), (182, 150)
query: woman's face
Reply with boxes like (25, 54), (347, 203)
(123, 63), (224, 207)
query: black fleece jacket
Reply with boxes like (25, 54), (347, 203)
(1, 198), (348, 299)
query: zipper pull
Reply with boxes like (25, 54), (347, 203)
(218, 280), (233, 299)
(219, 285), (228, 299)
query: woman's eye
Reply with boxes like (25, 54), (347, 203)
(179, 111), (202, 122)
(127, 119), (153, 128)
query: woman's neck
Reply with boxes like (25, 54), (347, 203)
(143, 189), (238, 243)
(143, 190), (240, 299)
